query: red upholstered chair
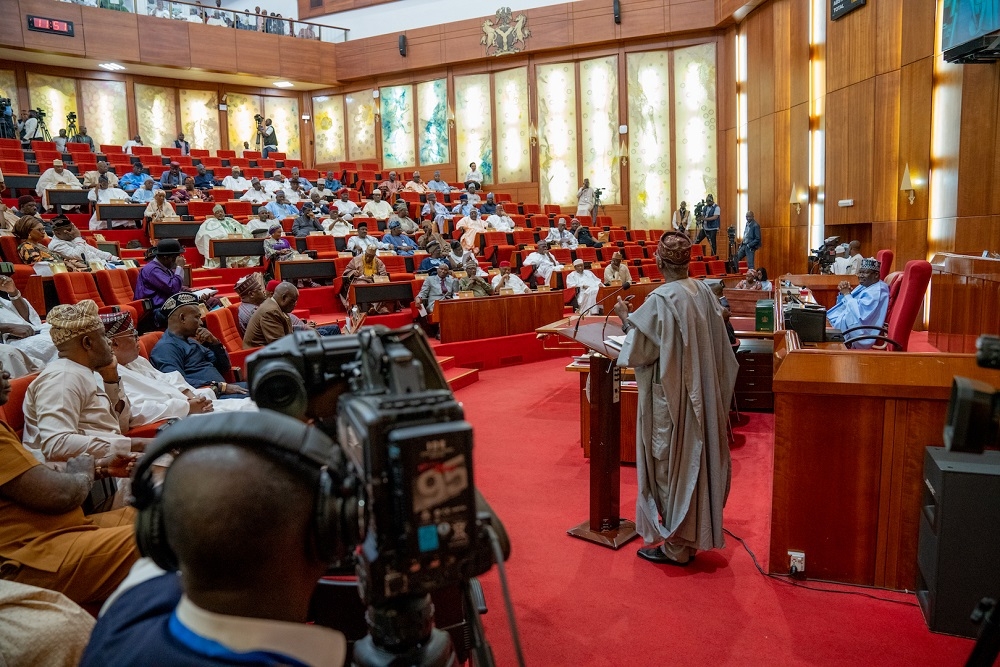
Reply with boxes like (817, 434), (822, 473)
(521, 204), (541, 215)
(608, 230), (628, 243)
(226, 201), (252, 217)
(95, 270), (150, 319)
(304, 235), (338, 259)
(190, 149), (210, 158)
(187, 201), (217, 218)
(160, 147), (182, 157)
(623, 245), (644, 262)
(66, 143), (92, 155)
(707, 260), (727, 276)
(216, 150), (236, 159)
(138, 331), (163, 359)
(0, 372), (38, 437)
(203, 307), (257, 374)
(52, 272), (139, 324)
(529, 214), (550, 229)
(844, 260), (932, 351)
(543, 205), (561, 215)
(131, 146), (153, 156)
(243, 151), (262, 160)
(876, 249), (894, 280)
(551, 248), (572, 265)
(688, 262), (708, 278)
(882, 271), (904, 323)
(512, 230), (536, 247)
(211, 189), (234, 201)
(575, 246), (598, 263)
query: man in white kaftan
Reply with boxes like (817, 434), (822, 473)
(195, 205), (259, 269)
(827, 257), (890, 350)
(615, 231), (738, 566)
(0, 276), (57, 369)
(523, 241), (563, 287)
(565, 259), (602, 313)
(486, 204), (516, 232)
(35, 160), (82, 210)
(491, 261), (528, 294)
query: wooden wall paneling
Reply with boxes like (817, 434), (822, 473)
(721, 126), (738, 231)
(874, 0), (902, 76)
(789, 101), (808, 229)
(897, 57), (932, 222)
(872, 70), (901, 225)
(315, 42), (338, 86)
(402, 25), (445, 73)
(717, 26), (737, 132)
(757, 112), (776, 228)
(823, 85), (848, 226)
(787, 225), (809, 273)
(189, 24), (238, 74)
(668, 0), (717, 33)
(361, 34), (406, 81)
(956, 64), (999, 218)
(80, 6), (139, 62)
(992, 66), (1000, 215)
(847, 78), (875, 225)
(825, 1), (875, 93)
(743, 5), (764, 122)
(136, 16), (190, 69)
(771, 106), (790, 232)
(747, 116), (761, 221)
(894, 218), (929, 266)
(124, 75), (138, 139)
(280, 37), (323, 82)
(770, 0), (790, 113)
(900, 0), (937, 67)
(235, 30), (283, 78)
(522, 5), (573, 53)
(441, 19), (491, 70)
(18, 0), (86, 56)
(570, 0), (621, 45)
(755, 0), (775, 118)
(788, 0), (809, 107)
(0, 2), (24, 48)
(618, 0), (668, 40)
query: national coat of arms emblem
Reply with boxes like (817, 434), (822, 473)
(481, 7), (531, 57)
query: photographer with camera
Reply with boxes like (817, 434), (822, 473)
(20, 109), (44, 143)
(258, 116), (278, 159)
(576, 178), (596, 223)
(694, 194), (721, 256)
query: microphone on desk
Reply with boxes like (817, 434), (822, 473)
(573, 283), (632, 338)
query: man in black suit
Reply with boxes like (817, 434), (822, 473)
(736, 210), (761, 270)
(570, 217), (603, 248)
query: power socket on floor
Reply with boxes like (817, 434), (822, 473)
(788, 550), (805, 576)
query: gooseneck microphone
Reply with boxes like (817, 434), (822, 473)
(573, 282), (632, 338)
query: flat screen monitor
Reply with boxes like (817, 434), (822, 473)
(942, 0), (1000, 52)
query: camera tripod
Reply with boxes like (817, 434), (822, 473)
(66, 115), (78, 140)
(592, 190), (607, 225)
(726, 228), (738, 274)
(36, 115), (51, 142)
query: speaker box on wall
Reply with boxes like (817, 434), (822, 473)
(613, 0), (621, 24)
(399, 34), (407, 57)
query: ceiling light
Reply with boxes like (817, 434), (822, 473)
(98, 62), (126, 71)
(273, 81), (294, 88)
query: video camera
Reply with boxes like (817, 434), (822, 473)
(33, 107), (45, 119)
(246, 326), (499, 607)
(593, 187), (604, 199)
(943, 335), (1000, 454)
(67, 111), (77, 122)
(808, 235), (840, 274)
(0, 98), (10, 112)
(254, 113), (264, 124)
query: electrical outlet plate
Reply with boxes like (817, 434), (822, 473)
(788, 550), (805, 574)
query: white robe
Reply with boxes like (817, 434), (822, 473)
(240, 188), (272, 204)
(222, 176), (250, 191)
(566, 269), (602, 313)
(333, 199), (361, 221)
(326, 220), (353, 236)
(523, 251), (563, 286)
(35, 168), (82, 209)
(0, 297), (57, 368)
(617, 280), (739, 549)
(491, 273), (528, 294)
(362, 200), (393, 220)
(486, 214), (515, 232)
(48, 237), (118, 264)
(545, 227), (579, 249)
(88, 187), (132, 230)
(0, 344), (41, 378)
(195, 217), (259, 269)
(123, 356), (255, 427)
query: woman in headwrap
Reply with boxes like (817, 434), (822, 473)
(262, 223), (296, 263)
(144, 189), (176, 224)
(13, 216), (87, 272)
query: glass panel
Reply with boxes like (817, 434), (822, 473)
(493, 67), (530, 184)
(313, 95), (346, 165)
(380, 84), (415, 169)
(179, 89), (220, 152)
(536, 63), (578, 206)
(627, 51), (672, 229)
(580, 56), (620, 205)
(79, 80), (128, 149)
(27, 73), (78, 140)
(226, 92), (262, 155)
(673, 43), (718, 211)
(454, 73), (493, 186)
(263, 97), (301, 159)
(345, 92), (377, 161)
(417, 79), (449, 166)
(135, 84), (177, 150)
(0, 71), (18, 121)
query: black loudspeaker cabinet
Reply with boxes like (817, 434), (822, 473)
(398, 34), (407, 57)
(917, 447), (1000, 638)
(613, 0), (621, 24)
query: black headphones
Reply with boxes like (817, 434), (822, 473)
(131, 410), (357, 572)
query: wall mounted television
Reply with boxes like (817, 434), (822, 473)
(943, 0), (1000, 63)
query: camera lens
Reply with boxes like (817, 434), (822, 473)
(250, 358), (308, 417)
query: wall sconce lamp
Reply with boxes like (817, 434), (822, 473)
(529, 122), (538, 147)
(900, 163), (916, 205)
(790, 183), (802, 215)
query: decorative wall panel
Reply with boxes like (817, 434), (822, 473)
(27, 73), (78, 138)
(417, 79), (449, 166)
(135, 84), (176, 150)
(493, 67), (530, 184)
(79, 80), (128, 148)
(627, 51), (672, 228)
(226, 92), (262, 156)
(380, 84), (414, 169)
(179, 89), (220, 152)
(345, 92), (376, 161)
(263, 97), (301, 160)
(537, 63), (578, 206)
(0, 71), (19, 117)
(455, 74), (493, 185)
(313, 95), (346, 165)
(580, 56), (620, 205)
(674, 43), (718, 209)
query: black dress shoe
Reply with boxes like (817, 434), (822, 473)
(637, 545), (692, 566)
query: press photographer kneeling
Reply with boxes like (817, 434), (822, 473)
(83, 326), (517, 667)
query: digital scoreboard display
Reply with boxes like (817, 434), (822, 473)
(26, 16), (75, 37)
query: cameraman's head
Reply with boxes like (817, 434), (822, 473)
(161, 442), (331, 623)
(848, 240), (861, 256)
(706, 194), (715, 205)
(265, 118), (273, 127)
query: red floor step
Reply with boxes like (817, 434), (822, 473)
(443, 366), (479, 391)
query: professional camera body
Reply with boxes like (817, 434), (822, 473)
(254, 113), (264, 124)
(693, 198), (708, 228)
(247, 326), (492, 608)
(593, 187), (604, 199)
(34, 107), (46, 119)
(66, 111), (77, 122)
(808, 235), (840, 274)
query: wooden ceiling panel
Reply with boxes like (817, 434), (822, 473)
(669, 0), (716, 33)
(81, 6), (139, 62)
(234, 30), (282, 78)
(137, 15), (190, 69)
(280, 36), (323, 81)
(189, 23), (237, 74)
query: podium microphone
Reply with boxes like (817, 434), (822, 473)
(573, 282), (631, 338)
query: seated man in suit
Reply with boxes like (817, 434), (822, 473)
(0, 357), (141, 607)
(149, 292), (248, 398)
(570, 218), (602, 248)
(415, 264), (456, 338)
(827, 257), (890, 349)
(243, 282), (297, 348)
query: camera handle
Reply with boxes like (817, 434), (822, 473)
(967, 598), (1000, 667)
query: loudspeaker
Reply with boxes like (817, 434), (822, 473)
(399, 34), (407, 57)
(613, 0), (621, 24)
(917, 447), (1000, 637)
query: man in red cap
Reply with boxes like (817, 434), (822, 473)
(614, 231), (738, 567)
(158, 161), (187, 189)
(491, 261), (528, 294)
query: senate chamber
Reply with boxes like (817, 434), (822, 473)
(1, 0), (1000, 665)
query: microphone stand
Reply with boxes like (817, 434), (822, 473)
(573, 283), (631, 338)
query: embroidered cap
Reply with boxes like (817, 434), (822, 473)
(656, 231), (692, 266)
(100, 311), (135, 338)
(861, 257), (880, 272)
(160, 291), (201, 320)
(234, 272), (265, 299)
(48, 300), (105, 346)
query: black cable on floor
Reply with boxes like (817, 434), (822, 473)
(723, 528), (919, 607)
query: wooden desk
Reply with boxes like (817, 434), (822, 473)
(96, 203), (148, 222)
(779, 273), (857, 308)
(436, 291), (564, 343)
(149, 221), (202, 242)
(349, 281), (415, 310)
(274, 259), (338, 283)
(770, 332), (1000, 590)
(209, 238), (265, 267)
(928, 253), (1000, 353)
(3, 175), (39, 194)
(46, 188), (90, 212)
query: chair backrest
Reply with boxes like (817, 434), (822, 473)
(204, 307), (244, 354)
(380, 255), (408, 275)
(53, 272), (106, 307)
(188, 201), (217, 218)
(132, 146), (153, 156)
(0, 372), (38, 436)
(125, 267), (140, 290)
(0, 236), (22, 264)
(138, 331), (164, 359)
(885, 260), (932, 351)
(575, 247), (598, 263)
(95, 269), (135, 306)
(883, 271), (903, 322)
(226, 201), (252, 217)
(305, 235), (337, 252)
(876, 249), (894, 281)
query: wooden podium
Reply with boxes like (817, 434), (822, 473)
(557, 318), (639, 549)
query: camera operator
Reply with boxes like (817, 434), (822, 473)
(20, 109), (43, 143)
(259, 118), (278, 159)
(576, 178), (596, 223)
(735, 210), (761, 270)
(70, 125), (95, 153)
(694, 193), (721, 256)
(173, 132), (190, 157)
(81, 417), (348, 666)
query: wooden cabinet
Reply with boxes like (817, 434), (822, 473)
(735, 339), (774, 411)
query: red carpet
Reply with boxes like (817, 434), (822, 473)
(457, 357), (973, 666)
